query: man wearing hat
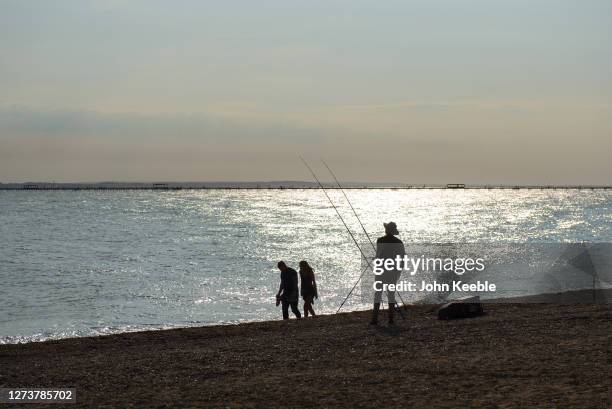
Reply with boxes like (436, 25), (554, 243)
(371, 221), (405, 325)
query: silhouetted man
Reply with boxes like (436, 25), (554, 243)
(371, 222), (405, 325)
(276, 261), (302, 320)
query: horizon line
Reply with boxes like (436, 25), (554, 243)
(1, 181), (611, 190)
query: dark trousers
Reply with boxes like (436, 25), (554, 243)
(281, 300), (301, 319)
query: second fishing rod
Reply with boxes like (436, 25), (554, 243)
(300, 156), (407, 316)
(321, 160), (408, 315)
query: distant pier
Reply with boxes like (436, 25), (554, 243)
(0, 183), (610, 191)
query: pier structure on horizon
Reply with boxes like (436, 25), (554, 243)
(0, 182), (610, 191)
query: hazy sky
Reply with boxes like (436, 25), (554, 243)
(1, 0), (611, 184)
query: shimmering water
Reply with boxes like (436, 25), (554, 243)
(1, 189), (611, 343)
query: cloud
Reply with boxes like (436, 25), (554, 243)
(1, 102), (611, 184)
(0, 105), (327, 143)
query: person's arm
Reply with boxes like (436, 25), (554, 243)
(277, 281), (284, 298)
(312, 272), (318, 299)
(276, 279), (283, 306)
(395, 242), (406, 281)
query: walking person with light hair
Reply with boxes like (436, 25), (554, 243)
(298, 260), (318, 317)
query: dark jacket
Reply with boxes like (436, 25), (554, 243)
(376, 234), (406, 274)
(280, 267), (299, 302)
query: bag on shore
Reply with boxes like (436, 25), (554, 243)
(437, 296), (484, 320)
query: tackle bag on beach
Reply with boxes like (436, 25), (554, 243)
(437, 296), (484, 320)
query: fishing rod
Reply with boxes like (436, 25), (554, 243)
(322, 160), (408, 315)
(300, 156), (405, 316)
(322, 160), (376, 252)
(336, 264), (370, 313)
(299, 156), (372, 265)
(300, 157), (375, 313)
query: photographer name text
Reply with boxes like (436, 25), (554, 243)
(374, 280), (496, 293)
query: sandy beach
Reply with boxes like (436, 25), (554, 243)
(1, 293), (610, 409)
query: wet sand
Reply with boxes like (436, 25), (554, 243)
(1, 297), (610, 408)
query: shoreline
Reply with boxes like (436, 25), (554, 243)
(1, 291), (610, 408)
(2, 289), (610, 346)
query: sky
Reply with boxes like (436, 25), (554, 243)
(1, 0), (611, 184)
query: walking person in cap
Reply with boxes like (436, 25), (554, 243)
(276, 261), (302, 320)
(371, 222), (405, 325)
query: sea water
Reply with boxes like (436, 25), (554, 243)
(1, 189), (611, 343)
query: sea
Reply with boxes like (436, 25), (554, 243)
(1, 188), (611, 344)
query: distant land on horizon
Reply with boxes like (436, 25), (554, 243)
(1, 181), (611, 190)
